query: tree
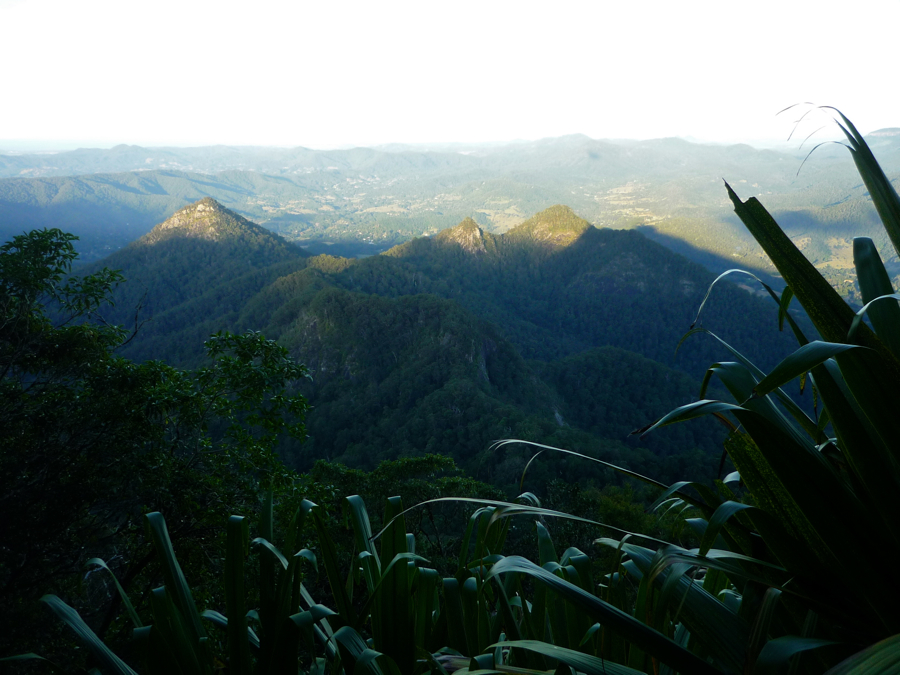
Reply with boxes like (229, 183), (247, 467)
(0, 229), (309, 655)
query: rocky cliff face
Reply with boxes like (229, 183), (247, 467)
(435, 217), (492, 254)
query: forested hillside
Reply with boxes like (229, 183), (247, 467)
(90, 199), (806, 490)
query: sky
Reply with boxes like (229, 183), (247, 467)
(1, 0), (898, 151)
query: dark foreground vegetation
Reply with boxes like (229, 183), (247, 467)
(3, 111), (900, 674)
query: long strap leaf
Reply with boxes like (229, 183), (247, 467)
(726, 185), (886, 352)
(225, 516), (252, 675)
(487, 556), (723, 675)
(144, 512), (208, 649)
(853, 237), (900, 358)
(86, 558), (143, 629)
(41, 595), (138, 675)
(823, 632), (900, 674)
(829, 108), (900, 261)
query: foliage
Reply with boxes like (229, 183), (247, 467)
(10, 483), (692, 675)
(294, 455), (506, 575)
(486, 111), (900, 673)
(0, 228), (309, 658)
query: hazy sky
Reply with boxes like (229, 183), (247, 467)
(1, 0), (897, 150)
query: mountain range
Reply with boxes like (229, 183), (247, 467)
(4, 132), (900, 301)
(89, 198), (806, 492)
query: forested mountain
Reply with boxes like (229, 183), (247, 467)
(90, 197), (307, 324)
(90, 199), (806, 491)
(4, 132), (899, 295)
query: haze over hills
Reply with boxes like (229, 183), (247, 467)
(96, 199), (805, 489)
(3, 132), (900, 299)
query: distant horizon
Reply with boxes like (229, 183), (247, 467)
(4, 127), (889, 155)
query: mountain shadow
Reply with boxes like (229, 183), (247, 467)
(98, 201), (802, 488)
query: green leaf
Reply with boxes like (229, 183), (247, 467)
(346, 495), (380, 580)
(353, 649), (403, 675)
(754, 636), (836, 675)
(698, 501), (757, 556)
(808, 362), (900, 534)
(87, 558), (143, 628)
(268, 606), (338, 675)
(144, 587), (201, 675)
(824, 633), (900, 674)
(830, 109), (900, 262)
(753, 342), (863, 398)
(730, 410), (899, 628)
(311, 505), (358, 627)
(225, 516), (252, 675)
(848, 293), (900, 344)
(688, 326), (818, 439)
(617, 543), (752, 673)
(252, 537), (290, 570)
(375, 496), (415, 675)
(442, 577), (470, 655)
(636, 399), (745, 438)
(535, 522), (558, 566)
(492, 440), (668, 490)
(726, 184), (900, 419)
(333, 625), (402, 675)
(852, 237), (900, 358)
(727, 182), (860, 343)
(703, 360), (816, 452)
(144, 512), (207, 647)
(200, 610), (261, 650)
(747, 587), (782, 672)
(487, 557), (722, 675)
(41, 595), (138, 675)
(414, 567), (442, 651)
(376, 496), (672, 548)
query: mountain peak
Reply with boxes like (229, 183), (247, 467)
(195, 196), (225, 210)
(505, 205), (591, 248)
(147, 198), (255, 243)
(435, 216), (490, 254)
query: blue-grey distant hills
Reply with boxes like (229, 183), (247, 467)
(3, 131), (899, 296)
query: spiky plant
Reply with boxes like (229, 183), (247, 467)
(482, 110), (900, 674)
